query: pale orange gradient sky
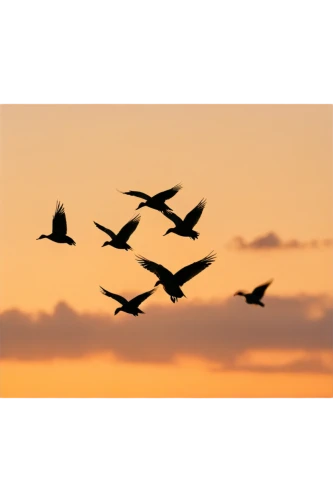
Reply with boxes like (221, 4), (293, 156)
(0, 105), (332, 397)
(1, 104), (332, 312)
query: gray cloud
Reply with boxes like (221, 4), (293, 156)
(1, 295), (332, 374)
(229, 232), (333, 250)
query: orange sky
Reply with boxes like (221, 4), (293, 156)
(2, 105), (332, 398)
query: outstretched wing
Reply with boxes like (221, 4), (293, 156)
(153, 183), (183, 202)
(183, 198), (206, 229)
(163, 210), (183, 226)
(117, 214), (141, 242)
(129, 288), (157, 308)
(252, 280), (273, 300)
(118, 189), (150, 200)
(93, 221), (116, 239)
(52, 201), (67, 235)
(174, 251), (216, 286)
(135, 254), (174, 281)
(100, 286), (128, 305)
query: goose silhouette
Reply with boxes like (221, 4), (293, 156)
(234, 280), (273, 307)
(100, 286), (156, 316)
(37, 201), (76, 246)
(94, 214), (140, 250)
(118, 183), (182, 215)
(163, 198), (206, 240)
(135, 251), (216, 303)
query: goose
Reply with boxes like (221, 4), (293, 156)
(163, 198), (206, 240)
(100, 286), (156, 316)
(37, 201), (76, 245)
(135, 251), (216, 303)
(234, 280), (273, 307)
(118, 183), (182, 215)
(94, 214), (140, 250)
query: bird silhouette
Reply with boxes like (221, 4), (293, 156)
(135, 251), (216, 303)
(94, 214), (140, 250)
(118, 183), (182, 215)
(37, 201), (76, 245)
(100, 286), (156, 316)
(163, 198), (206, 240)
(234, 280), (273, 307)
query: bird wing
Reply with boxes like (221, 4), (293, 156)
(100, 286), (128, 305)
(52, 201), (67, 235)
(93, 221), (116, 239)
(163, 210), (183, 226)
(116, 214), (141, 242)
(183, 198), (206, 229)
(153, 183), (183, 202)
(252, 280), (273, 300)
(129, 288), (157, 307)
(118, 189), (150, 200)
(135, 255), (174, 281)
(174, 251), (217, 286)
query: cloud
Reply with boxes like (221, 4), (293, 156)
(228, 232), (333, 250)
(1, 295), (332, 374)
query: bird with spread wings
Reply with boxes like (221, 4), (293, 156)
(163, 198), (206, 240)
(118, 183), (182, 215)
(100, 286), (156, 316)
(94, 214), (140, 250)
(135, 251), (216, 303)
(234, 280), (273, 307)
(37, 201), (76, 246)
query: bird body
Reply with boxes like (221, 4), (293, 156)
(119, 183), (182, 215)
(163, 198), (206, 240)
(136, 251), (216, 303)
(234, 280), (273, 307)
(100, 286), (156, 316)
(37, 201), (76, 246)
(94, 214), (140, 250)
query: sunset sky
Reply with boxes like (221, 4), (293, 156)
(2, 4), (332, 500)
(1, 104), (332, 397)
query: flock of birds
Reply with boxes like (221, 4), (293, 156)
(37, 183), (273, 316)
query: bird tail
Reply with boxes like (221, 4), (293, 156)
(258, 301), (265, 307)
(125, 243), (133, 251)
(191, 231), (199, 240)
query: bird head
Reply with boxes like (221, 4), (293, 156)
(234, 291), (245, 297)
(102, 241), (110, 247)
(155, 280), (161, 286)
(36, 234), (47, 240)
(163, 228), (174, 236)
(136, 202), (146, 210)
(114, 307), (121, 315)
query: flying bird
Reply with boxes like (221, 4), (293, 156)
(234, 280), (273, 307)
(163, 198), (206, 240)
(135, 251), (216, 303)
(118, 183), (182, 215)
(100, 286), (156, 316)
(37, 201), (76, 246)
(94, 214), (140, 250)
